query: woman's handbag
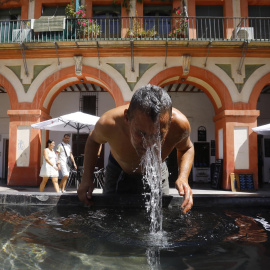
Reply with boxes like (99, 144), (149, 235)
(61, 143), (74, 170)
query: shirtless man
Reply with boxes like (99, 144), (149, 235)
(78, 85), (194, 213)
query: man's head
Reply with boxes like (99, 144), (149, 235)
(63, 134), (71, 144)
(127, 84), (172, 122)
(125, 85), (172, 156)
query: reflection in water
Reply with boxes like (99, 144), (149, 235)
(225, 210), (268, 243)
(0, 206), (269, 269)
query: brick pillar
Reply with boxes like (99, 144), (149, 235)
(7, 110), (50, 186)
(214, 110), (260, 190)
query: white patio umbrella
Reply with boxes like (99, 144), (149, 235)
(31, 110), (100, 158)
(31, 111), (100, 188)
(31, 111), (99, 133)
(252, 123), (270, 135)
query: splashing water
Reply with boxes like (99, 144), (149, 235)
(140, 133), (168, 269)
(141, 133), (163, 234)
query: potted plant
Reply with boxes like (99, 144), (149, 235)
(126, 15), (157, 38)
(65, 0), (76, 19)
(65, 2), (101, 39)
(169, 8), (189, 38)
(80, 19), (101, 38)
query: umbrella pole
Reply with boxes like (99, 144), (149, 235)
(76, 128), (80, 189)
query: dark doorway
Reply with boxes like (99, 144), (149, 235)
(72, 134), (104, 169)
(167, 148), (178, 187)
(72, 94), (104, 168)
(258, 135), (264, 188)
(72, 94), (96, 157)
(166, 147), (193, 187)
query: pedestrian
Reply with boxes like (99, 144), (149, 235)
(39, 139), (60, 193)
(78, 84), (194, 213)
(56, 134), (77, 193)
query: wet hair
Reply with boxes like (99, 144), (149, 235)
(127, 84), (172, 122)
(46, 139), (54, 148)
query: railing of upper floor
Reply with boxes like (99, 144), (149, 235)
(1, 16), (270, 44)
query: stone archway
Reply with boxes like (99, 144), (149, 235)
(149, 66), (233, 113)
(0, 75), (14, 183)
(249, 73), (270, 185)
(149, 66), (259, 190)
(33, 65), (125, 114)
(0, 74), (19, 108)
(7, 66), (125, 186)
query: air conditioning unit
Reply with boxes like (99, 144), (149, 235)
(233, 27), (254, 40)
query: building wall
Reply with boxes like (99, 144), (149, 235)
(1, 0), (270, 188)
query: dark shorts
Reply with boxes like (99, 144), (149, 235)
(103, 153), (169, 195)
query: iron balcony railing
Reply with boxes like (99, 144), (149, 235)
(1, 16), (270, 44)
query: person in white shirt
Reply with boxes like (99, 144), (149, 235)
(39, 139), (60, 192)
(56, 134), (77, 192)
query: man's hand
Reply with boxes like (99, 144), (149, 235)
(175, 178), (193, 214)
(77, 178), (94, 206)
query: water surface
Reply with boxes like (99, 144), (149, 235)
(0, 205), (269, 269)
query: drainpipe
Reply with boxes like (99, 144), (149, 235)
(75, 0), (80, 12)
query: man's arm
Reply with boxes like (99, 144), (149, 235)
(70, 152), (77, 170)
(172, 109), (194, 214)
(77, 117), (109, 205)
(175, 137), (194, 214)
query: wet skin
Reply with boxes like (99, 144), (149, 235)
(77, 104), (194, 214)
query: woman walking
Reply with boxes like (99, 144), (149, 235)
(39, 139), (60, 193)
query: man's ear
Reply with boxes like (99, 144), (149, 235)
(124, 109), (129, 123)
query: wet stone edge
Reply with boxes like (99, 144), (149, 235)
(0, 194), (269, 208)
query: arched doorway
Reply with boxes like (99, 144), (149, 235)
(0, 86), (10, 182)
(149, 66), (251, 190)
(7, 65), (124, 186)
(256, 85), (270, 186)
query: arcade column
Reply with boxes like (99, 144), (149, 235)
(7, 110), (50, 186)
(214, 110), (260, 190)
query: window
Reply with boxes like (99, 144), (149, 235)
(81, 95), (97, 115)
(196, 5), (224, 39)
(194, 142), (210, 168)
(42, 6), (66, 16)
(0, 8), (21, 43)
(248, 5), (270, 40)
(143, 5), (172, 38)
(73, 94), (97, 157)
(0, 8), (21, 20)
(93, 5), (121, 39)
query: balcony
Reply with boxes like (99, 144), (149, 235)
(0, 16), (270, 49)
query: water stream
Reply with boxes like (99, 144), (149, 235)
(141, 139), (163, 234)
(140, 121), (166, 269)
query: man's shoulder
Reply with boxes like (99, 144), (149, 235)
(98, 105), (127, 128)
(92, 105), (128, 143)
(172, 107), (189, 124)
(56, 143), (63, 152)
(170, 107), (191, 135)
